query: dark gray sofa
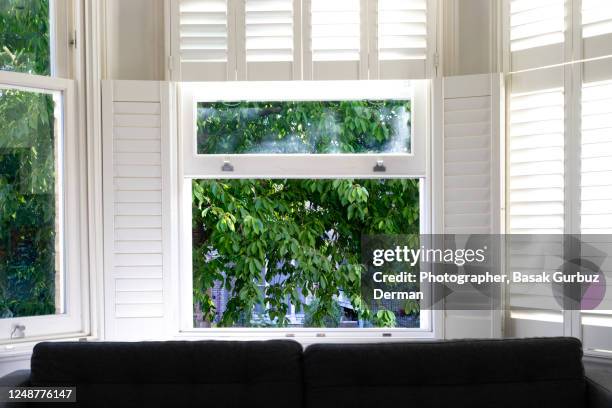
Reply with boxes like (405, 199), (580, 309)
(1, 337), (610, 407)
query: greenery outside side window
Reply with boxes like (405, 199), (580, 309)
(1, 0), (59, 320)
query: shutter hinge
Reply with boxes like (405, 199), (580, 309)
(433, 53), (440, 74)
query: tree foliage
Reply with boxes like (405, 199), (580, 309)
(0, 0), (55, 318)
(198, 100), (411, 154)
(1, 0), (50, 75)
(192, 178), (420, 328)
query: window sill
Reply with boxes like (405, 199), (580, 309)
(0, 333), (97, 361)
(171, 329), (438, 346)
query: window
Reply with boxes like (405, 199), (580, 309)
(192, 178), (421, 329)
(179, 80), (431, 338)
(504, 0), (612, 355)
(196, 100), (412, 154)
(0, 0), (84, 342)
(170, 0), (435, 80)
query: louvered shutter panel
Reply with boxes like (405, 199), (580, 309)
(240, 0), (301, 80)
(580, 59), (612, 354)
(508, 90), (565, 234)
(509, 0), (566, 71)
(370, 0), (428, 79)
(582, 0), (612, 59)
(438, 74), (503, 339)
(581, 79), (612, 235)
(173, 0), (236, 80)
(505, 67), (566, 338)
(102, 81), (174, 340)
(304, 0), (367, 79)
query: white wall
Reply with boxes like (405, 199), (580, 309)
(104, 0), (165, 80)
(443, 0), (498, 76)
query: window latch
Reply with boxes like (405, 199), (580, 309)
(373, 160), (386, 172)
(221, 161), (234, 172)
(10, 324), (25, 339)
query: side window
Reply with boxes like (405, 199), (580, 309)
(0, 0), (83, 341)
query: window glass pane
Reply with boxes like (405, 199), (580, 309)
(197, 100), (412, 154)
(192, 178), (420, 329)
(0, 87), (62, 319)
(0, 0), (51, 75)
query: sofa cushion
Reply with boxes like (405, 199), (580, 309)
(303, 337), (586, 408)
(31, 340), (303, 408)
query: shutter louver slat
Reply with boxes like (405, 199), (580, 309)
(582, 0), (612, 38)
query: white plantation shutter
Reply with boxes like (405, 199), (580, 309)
(508, 0), (565, 71)
(580, 66), (612, 354)
(371, 0), (428, 79)
(171, 0), (435, 80)
(581, 80), (612, 235)
(506, 68), (566, 338)
(174, 0), (236, 80)
(508, 88), (565, 234)
(582, 0), (612, 59)
(102, 81), (175, 340)
(241, 0), (300, 80)
(437, 74), (504, 339)
(304, 0), (367, 79)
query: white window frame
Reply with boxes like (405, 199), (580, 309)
(0, 70), (87, 343)
(176, 79), (436, 340)
(0, 0), (96, 347)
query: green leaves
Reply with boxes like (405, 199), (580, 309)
(1, 1), (56, 319)
(196, 100), (412, 155)
(374, 310), (397, 328)
(192, 178), (420, 328)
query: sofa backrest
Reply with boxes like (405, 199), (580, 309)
(303, 337), (586, 408)
(31, 340), (303, 408)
